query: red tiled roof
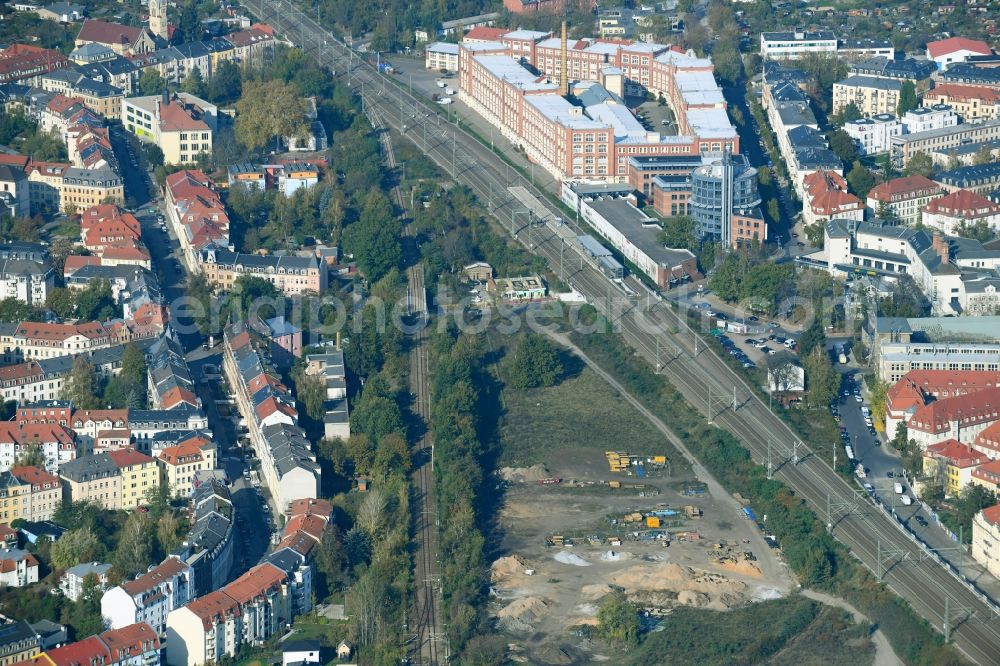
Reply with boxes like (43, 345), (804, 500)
(972, 459), (1000, 485)
(99, 623), (160, 659)
(0, 423), (74, 446)
(158, 99), (210, 132)
(276, 530), (318, 558)
(284, 513), (327, 541)
(225, 25), (275, 48)
(926, 82), (1000, 104)
(158, 438), (210, 466)
(924, 189), (1000, 218)
(868, 175), (941, 203)
(72, 408), (128, 425)
(185, 590), (240, 629)
(0, 154), (30, 170)
(924, 438), (989, 468)
(120, 557), (187, 596)
(464, 26), (508, 41)
(15, 321), (108, 342)
(909, 387), (1000, 434)
(287, 497), (333, 519)
(888, 370), (1000, 415)
(980, 502), (1000, 526)
(77, 20), (144, 47)
(10, 465), (60, 488)
(46, 636), (111, 666)
(0, 362), (44, 383)
(810, 189), (863, 216)
(63, 255), (102, 276)
(223, 563), (286, 605)
(927, 36), (992, 59)
(107, 448), (153, 469)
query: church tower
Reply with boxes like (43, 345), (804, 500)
(148, 0), (169, 41)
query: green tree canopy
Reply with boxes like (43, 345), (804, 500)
(0, 298), (42, 323)
(507, 334), (564, 390)
(63, 356), (101, 410)
(138, 69), (165, 96)
(904, 151), (935, 178)
(597, 591), (640, 646)
(50, 527), (105, 570)
(897, 81), (918, 116)
(207, 60), (242, 104)
(180, 68), (206, 98)
(235, 79), (310, 152)
(846, 161), (875, 200)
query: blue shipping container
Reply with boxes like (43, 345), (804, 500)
(636, 466), (646, 478)
(743, 507), (757, 522)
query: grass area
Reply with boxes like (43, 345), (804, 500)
(772, 606), (876, 666)
(627, 596), (872, 666)
(497, 363), (678, 468)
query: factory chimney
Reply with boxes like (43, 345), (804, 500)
(561, 20), (569, 96)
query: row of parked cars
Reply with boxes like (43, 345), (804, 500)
(715, 333), (757, 369)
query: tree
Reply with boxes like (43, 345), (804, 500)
(138, 69), (165, 96)
(507, 334), (564, 389)
(156, 512), (184, 555)
(356, 487), (387, 536)
(905, 151), (935, 178)
(846, 161), (875, 200)
(833, 102), (862, 125)
(44, 288), (76, 319)
(712, 33), (743, 84)
(207, 60), (242, 104)
(956, 219), (996, 243)
(767, 198), (781, 225)
(828, 129), (859, 163)
(13, 443), (45, 468)
(235, 80), (310, 152)
(597, 591), (639, 646)
(144, 143), (164, 168)
(343, 189), (403, 281)
(974, 144), (996, 166)
(897, 81), (918, 116)
(316, 524), (346, 589)
(176, 1), (202, 43)
(113, 512), (154, 578)
(0, 297), (42, 323)
(658, 215), (698, 251)
(120, 344), (147, 386)
(50, 527), (105, 570)
(803, 347), (839, 408)
(74, 279), (116, 321)
(295, 370), (327, 422)
(180, 68), (206, 98)
(797, 317), (827, 358)
(63, 356), (101, 409)
(949, 485), (997, 542)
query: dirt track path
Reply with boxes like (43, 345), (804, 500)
(800, 589), (902, 666)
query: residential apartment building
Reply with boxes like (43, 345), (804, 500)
(199, 249), (327, 296)
(156, 435), (214, 498)
(922, 439), (989, 495)
(820, 221), (1000, 316)
(174, 479), (234, 595)
(866, 175), (943, 225)
(907, 387), (1000, 448)
(60, 562), (112, 601)
(60, 167), (123, 211)
(0, 621), (41, 666)
(844, 114), (902, 155)
(891, 118), (1000, 168)
(164, 170), (230, 274)
(972, 503), (1000, 578)
(0, 164), (29, 218)
(303, 351), (350, 441)
(801, 171), (864, 229)
(760, 31), (838, 59)
(165, 563), (293, 666)
(936, 162), (1000, 194)
(25, 161), (69, 213)
(0, 424), (76, 474)
(0, 256), (53, 306)
(902, 105), (960, 134)
(107, 449), (159, 510)
(922, 189), (1000, 235)
(0, 321), (117, 362)
(0, 44), (70, 86)
(0, 548), (39, 587)
(833, 75), (903, 117)
(923, 83), (1000, 121)
(8, 466), (62, 521)
(123, 92), (216, 166)
(58, 453), (121, 510)
(222, 323), (319, 513)
(101, 556), (194, 633)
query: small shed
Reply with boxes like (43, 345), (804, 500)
(336, 640), (353, 660)
(357, 478), (369, 493)
(463, 261), (493, 282)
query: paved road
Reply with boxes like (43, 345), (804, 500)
(108, 123), (152, 207)
(240, 4), (1000, 662)
(135, 165), (275, 580)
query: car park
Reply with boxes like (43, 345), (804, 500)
(915, 515), (928, 527)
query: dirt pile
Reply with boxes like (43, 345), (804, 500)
(610, 562), (747, 610)
(581, 583), (613, 600)
(554, 550), (591, 566)
(491, 554), (528, 581)
(498, 465), (551, 483)
(497, 596), (550, 633)
(718, 558), (763, 577)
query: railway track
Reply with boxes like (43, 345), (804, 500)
(240, 2), (1000, 661)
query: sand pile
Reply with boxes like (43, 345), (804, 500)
(581, 583), (614, 600)
(554, 550), (591, 566)
(718, 558), (763, 577)
(608, 562), (748, 610)
(491, 554), (529, 583)
(496, 596), (551, 632)
(498, 464), (550, 483)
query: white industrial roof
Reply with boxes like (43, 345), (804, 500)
(525, 95), (607, 129)
(463, 40), (507, 52)
(674, 71), (725, 106)
(655, 50), (712, 69)
(474, 55), (559, 92)
(503, 29), (549, 40)
(686, 107), (738, 138)
(621, 42), (668, 53)
(427, 42), (460, 54)
(585, 101), (648, 140)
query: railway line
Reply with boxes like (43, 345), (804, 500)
(239, 2), (1000, 662)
